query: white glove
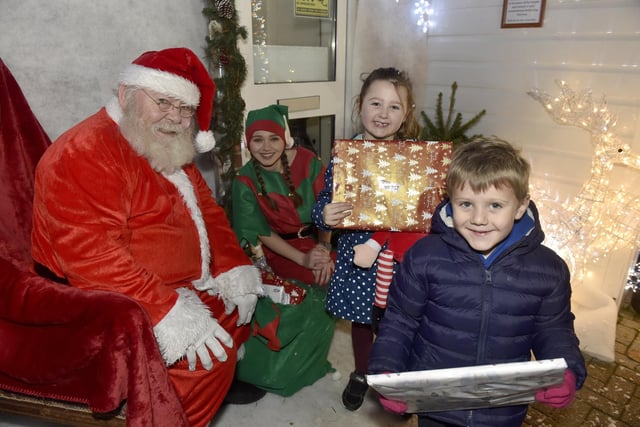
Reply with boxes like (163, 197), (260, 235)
(224, 293), (258, 326)
(185, 318), (233, 371)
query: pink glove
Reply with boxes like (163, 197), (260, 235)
(535, 369), (576, 408)
(379, 394), (407, 414)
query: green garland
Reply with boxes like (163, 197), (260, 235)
(203, 0), (247, 206)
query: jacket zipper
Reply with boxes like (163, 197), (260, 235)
(477, 269), (492, 362)
(465, 268), (493, 427)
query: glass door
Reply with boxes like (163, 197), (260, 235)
(237, 0), (347, 165)
(251, 0), (336, 84)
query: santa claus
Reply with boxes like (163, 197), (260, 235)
(31, 47), (264, 426)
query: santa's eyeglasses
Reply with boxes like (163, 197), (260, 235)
(141, 90), (196, 118)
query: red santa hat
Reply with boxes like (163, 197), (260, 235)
(119, 47), (216, 153)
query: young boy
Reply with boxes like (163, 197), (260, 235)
(368, 138), (587, 427)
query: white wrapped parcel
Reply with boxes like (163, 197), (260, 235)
(366, 358), (567, 413)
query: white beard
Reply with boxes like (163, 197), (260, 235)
(120, 102), (196, 174)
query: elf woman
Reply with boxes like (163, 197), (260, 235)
(231, 104), (335, 286)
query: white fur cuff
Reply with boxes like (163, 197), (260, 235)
(365, 238), (382, 251)
(153, 288), (214, 366)
(215, 265), (264, 301)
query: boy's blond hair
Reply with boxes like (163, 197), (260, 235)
(446, 137), (530, 201)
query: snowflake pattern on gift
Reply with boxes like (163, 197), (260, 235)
(332, 139), (452, 232)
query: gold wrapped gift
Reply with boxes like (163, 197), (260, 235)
(331, 139), (452, 232)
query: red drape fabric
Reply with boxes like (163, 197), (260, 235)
(0, 58), (50, 269)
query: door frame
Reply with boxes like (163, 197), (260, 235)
(236, 1), (348, 160)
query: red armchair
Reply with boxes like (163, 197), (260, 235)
(0, 58), (187, 426)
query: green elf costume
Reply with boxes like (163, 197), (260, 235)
(231, 105), (328, 285)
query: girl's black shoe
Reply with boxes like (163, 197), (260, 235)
(342, 371), (369, 411)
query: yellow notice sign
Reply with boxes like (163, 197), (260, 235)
(295, 0), (330, 18)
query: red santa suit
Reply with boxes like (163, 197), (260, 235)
(31, 48), (263, 427)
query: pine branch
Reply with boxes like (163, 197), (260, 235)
(435, 91), (445, 133)
(448, 113), (464, 139)
(457, 109), (486, 137)
(420, 111), (439, 138)
(444, 82), (458, 132)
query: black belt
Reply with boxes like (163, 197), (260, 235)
(34, 261), (69, 285)
(280, 225), (315, 240)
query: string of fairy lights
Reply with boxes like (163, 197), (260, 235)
(410, 0), (434, 33)
(393, 0), (434, 33)
(251, 1), (269, 84)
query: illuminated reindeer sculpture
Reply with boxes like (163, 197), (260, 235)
(528, 80), (640, 284)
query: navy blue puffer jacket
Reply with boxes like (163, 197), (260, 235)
(369, 200), (587, 427)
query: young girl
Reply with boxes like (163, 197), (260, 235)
(312, 67), (420, 411)
(231, 104), (334, 286)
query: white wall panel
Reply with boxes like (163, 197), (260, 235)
(0, 0), (209, 141)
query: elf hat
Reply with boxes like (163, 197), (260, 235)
(245, 104), (294, 149)
(119, 47), (216, 153)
